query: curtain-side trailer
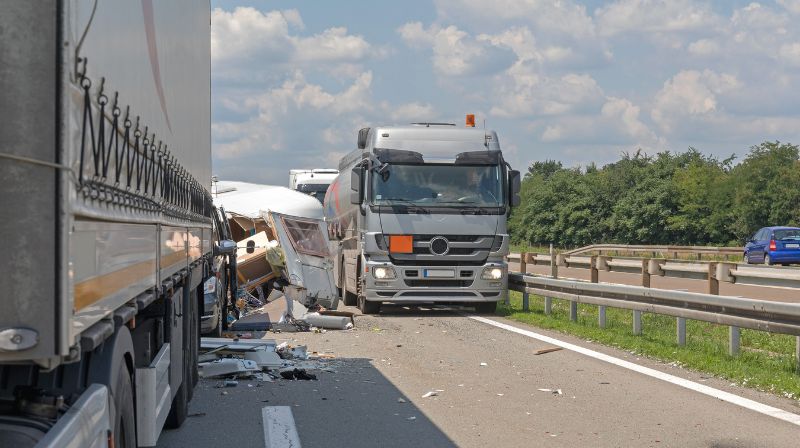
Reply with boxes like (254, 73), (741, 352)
(0, 2), (219, 446)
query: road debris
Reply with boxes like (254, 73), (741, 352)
(397, 398), (407, 403)
(480, 362), (488, 367)
(537, 388), (563, 395)
(422, 391), (438, 398)
(533, 347), (563, 356)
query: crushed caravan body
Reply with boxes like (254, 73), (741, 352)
(213, 181), (338, 310)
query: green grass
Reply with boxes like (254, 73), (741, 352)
(497, 291), (800, 400)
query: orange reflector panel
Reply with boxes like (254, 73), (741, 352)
(389, 235), (413, 253)
(466, 114), (475, 127)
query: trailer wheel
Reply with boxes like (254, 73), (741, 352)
(112, 365), (136, 448)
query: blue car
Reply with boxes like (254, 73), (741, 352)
(744, 226), (800, 265)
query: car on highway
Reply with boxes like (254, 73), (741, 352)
(744, 226), (800, 265)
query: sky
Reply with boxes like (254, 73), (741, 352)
(210, 0), (800, 185)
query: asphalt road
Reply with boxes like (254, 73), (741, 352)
(158, 304), (800, 448)
(513, 262), (799, 303)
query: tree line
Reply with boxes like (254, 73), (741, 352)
(509, 141), (800, 248)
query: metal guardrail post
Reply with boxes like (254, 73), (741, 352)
(633, 259), (648, 335)
(520, 252), (527, 274)
(592, 255), (607, 328)
(729, 326), (740, 355)
(707, 262), (719, 295)
(545, 248), (556, 315)
(796, 337), (800, 374)
(677, 318), (686, 346)
(570, 300), (578, 322)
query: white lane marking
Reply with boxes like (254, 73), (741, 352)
(262, 406), (302, 448)
(469, 315), (800, 427)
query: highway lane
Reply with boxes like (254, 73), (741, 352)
(159, 305), (800, 448)
(510, 262), (799, 303)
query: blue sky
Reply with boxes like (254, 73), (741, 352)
(210, 0), (800, 185)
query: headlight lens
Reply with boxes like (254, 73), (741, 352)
(373, 266), (396, 279)
(481, 267), (504, 280)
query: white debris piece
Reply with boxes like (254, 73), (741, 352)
(422, 391), (438, 398)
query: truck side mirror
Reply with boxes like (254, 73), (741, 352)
(246, 240), (255, 254)
(509, 170), (521, 207)
(214, 239), (237, 256)
(357, 128), (370, 150)
(350, 165), (363, 205)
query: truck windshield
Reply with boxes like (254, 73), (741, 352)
(372, 164), (504, 207)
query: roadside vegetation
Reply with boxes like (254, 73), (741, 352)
(497, 291), (800, 400)
(510, 141), (800, 248)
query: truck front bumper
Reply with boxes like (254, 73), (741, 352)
(363, 261), (507, 303)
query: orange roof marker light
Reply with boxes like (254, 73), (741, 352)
(465, 114), (475, 127)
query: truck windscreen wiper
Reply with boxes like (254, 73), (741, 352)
(381, 198), (430, 214)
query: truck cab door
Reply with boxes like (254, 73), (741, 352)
(267, 212), (339, 309)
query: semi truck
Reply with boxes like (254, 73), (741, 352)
(323, 119), (521, 314)
(0, 2), (221, 446)
(289, 169), (339, 203)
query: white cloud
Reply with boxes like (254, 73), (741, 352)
(539, 96), (661, 148)
(434, 0), (596, 38)
(779, 42), (800, 65)
(687, 38), (720, 56)
(778, 0), (800, 14)
(595, 0), (718, 36)
(491, 68), (605, 117)
(214, 71), (373, 160)
(651, 70), (741, 134)
(397, 22), (503, 76)
(388, 102), (437, 122)
(212, 7), (372, 74)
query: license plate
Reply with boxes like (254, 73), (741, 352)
(424, 269), (455, 278)
(787, 243), (799, 249)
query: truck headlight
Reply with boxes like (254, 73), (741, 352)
(373, 266), (396, 279)
(481, 267), (504, 280)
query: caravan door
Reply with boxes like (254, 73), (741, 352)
(266, 212), (339, 309)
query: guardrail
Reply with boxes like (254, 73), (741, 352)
(507, 272), (800, 372)
(508, 252), (800, 290)
(563, 244), (744, 258)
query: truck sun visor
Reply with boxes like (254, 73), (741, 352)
(454, 151), (501, 165)
(374, 148), (425, 164)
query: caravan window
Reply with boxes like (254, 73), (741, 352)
(280, 217), (329, 257)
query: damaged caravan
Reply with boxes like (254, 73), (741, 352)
(213, 181), (338, 310)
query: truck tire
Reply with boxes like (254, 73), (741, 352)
(343, 257), (357, 307)
(474, 301), (497, 314)
(358, 295), (381, 314)
(112, 365), (136, 448)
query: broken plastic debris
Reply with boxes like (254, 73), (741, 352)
(397, 398), (407, 403)
(422, 391), (438, 398)
(536, 388), (563, 395)
(406, 416), (416, 421)
(480, 362), (488, 367)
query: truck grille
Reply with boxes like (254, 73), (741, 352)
(390, 234), (496, 264)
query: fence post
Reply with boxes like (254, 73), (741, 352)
(729, 326), (740, 355)
(633, 259), (649, 335)
(568, 243), (580, 320)
(544, 246), (556, 315)
(590, 255), (599, 283)
(520, 251), (528, 274)
(796, 336), (800, 374)
(707, 262), (719, 295)
(676, 317), (686, 346)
